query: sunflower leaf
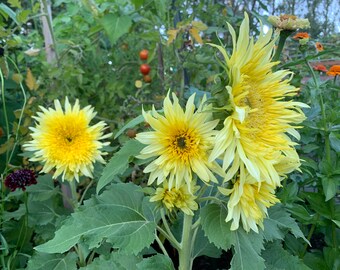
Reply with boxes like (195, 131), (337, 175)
(26, 252), (78, 270)
(35, 183), (157, 255)
(230, 228), (265, 270)
(200, 203), (234, 250)
(263, 204), (309, 243)
(136, 254), (175, 270)
(97, 140), (145, 194)
(262, 241), (311, 270)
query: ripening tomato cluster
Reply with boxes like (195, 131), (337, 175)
(139, 49), (151, 83)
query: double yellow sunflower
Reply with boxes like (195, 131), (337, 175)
(24, 98), (111, 182)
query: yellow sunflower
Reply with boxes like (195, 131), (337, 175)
(150, 181), (199, 215)
(209, 13), (308, 186)
(219, 165), (279, 233)
(136, 92), (224, 189)
(24, 97), (111, 182)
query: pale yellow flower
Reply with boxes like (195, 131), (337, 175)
(219, 165), (279, 233)
(24, 98), (111, 182)
(150, 181), (199, 215)
(268, 14), (310, 30)
(209, 13), (308, 186)
(136, 92), (224, 189)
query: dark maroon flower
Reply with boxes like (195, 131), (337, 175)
(4, 169), (37, 191)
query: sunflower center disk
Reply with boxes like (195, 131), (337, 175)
(170, 131), (198, 162)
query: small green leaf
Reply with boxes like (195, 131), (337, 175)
(97, 140), (145, 194)
(8, 0), (21, 8)
(100, 14), (132, 45)
(16, 9), (30, 23)
(27, 252), (77, 270)
(0, 3), (18, 24)
(329, 132), (340, 152)
(114, 114), (145, 139)
(136, 254), (175, 270)
(322, 176), (337, 201)
(262, 241), (311, 270)
(230, 229), (265, 270)
(200, 204), (234, 250)
(332, 219), (340, 228)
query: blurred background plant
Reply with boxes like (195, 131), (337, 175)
(0, 0), (339, 269)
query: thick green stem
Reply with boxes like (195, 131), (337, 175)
(178, 214), (193, 270)
(69, 180), (78, 210)
(272, 30), (292, 62)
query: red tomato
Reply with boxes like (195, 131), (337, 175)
(140, 64), (151, 75)
(139, 49), (149, 60)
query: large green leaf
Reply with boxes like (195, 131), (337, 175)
(192, 227), (222, 259)
(35, 183), (157, 255)
(230, 229), (265, 270)
(200, 204), (234, 250)
(262, 241), (311, 270)
(97, 140), (145, 194)
(26, 252), (77, 270)
(81, 252), (142, 270)
(136, 254), (175, 270)
(26, 174), (59, 201)
(263, 204), (308, 243)
(100, 14), (132, 45)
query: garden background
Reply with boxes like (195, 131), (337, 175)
(0, 0), (340, 269)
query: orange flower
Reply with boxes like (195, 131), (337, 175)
(315, 42), (324, 52)
(293, 32), (310, 40)
(313, 64), (327, 72)
(327, 65), (340, 76)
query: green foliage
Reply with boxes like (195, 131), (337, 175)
(262, 241), (311, 270)
(230, 229), (265, 270)
(27, 252), (78, 270)
(35, 183), (157, 254)
(136, 254), (175, 270)
(96, 140), (145, 193)
(263, 204), (308, 243)
(200, 203), (234, 250)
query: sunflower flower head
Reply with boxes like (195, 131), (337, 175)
(327, 65), (340, 76)
(220, 168), (279, 233)
(209, 13), (308, 187)
(268, 14), (310, 31)
(24, 97), (112, 182)
(150, 181), (199, 215)
(136, 92), (224, 189)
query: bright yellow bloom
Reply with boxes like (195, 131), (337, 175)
(209, 14), (308, 186)
(136, 92), (224, 189)
(150, 181), (199, 215)
(24, 98), (111, 182)
(219, 166), (279, 233)
(268, 14), (310, 30)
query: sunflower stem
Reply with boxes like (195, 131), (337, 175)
(272, 30), (292, 63)
(69, 180), (78, 210)
(178, 213), (193, 270)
